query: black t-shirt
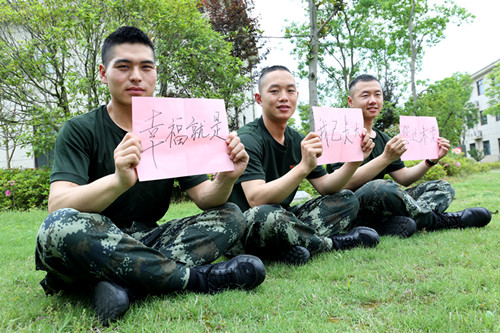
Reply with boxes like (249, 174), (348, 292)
(326, 127), (405, 179)
(228, 117), (326, 211)
(50, 105), (208, 228)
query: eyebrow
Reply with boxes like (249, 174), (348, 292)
(268, 83), (296, 89)
(359, 88), (382, 94)
(113, 58), (155, 65)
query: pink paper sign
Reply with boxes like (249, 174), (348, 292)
(399, 116), (439, 161)
(313, 107), (364, 164)
(132, 97), (234, 181)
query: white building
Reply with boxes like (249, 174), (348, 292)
(464, 58), (500, 162)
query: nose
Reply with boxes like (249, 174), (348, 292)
(278, 90), (289, 101)
(129, 66), (142, 82)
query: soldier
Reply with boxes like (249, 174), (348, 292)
(326, 74), (492, 237)
(227, 65), (380, 266)
(35, 26), (265, 326)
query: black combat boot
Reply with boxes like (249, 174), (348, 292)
(375, 216), (417, 238)
(187, 255), (266, 294)
(268, 245), (311, 265)
(92, 281), (131, 326)
(330, 226), (380, 250)
(430, 207), (492, 230)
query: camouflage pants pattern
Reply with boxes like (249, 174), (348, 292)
(354, 179), (455, 229)
(229, 190), (359, 256)
(35, 203), (245, 294)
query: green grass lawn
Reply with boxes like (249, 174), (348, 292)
(0, 172), (499, 332)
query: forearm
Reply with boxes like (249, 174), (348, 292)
(318, 161), (361, 194)
(189, 174), (239, 210)
(395, 161), (430, 186)
(48, 175), (131, 213)
(245, 165), (309, 207)
(340, 155), (393, 190)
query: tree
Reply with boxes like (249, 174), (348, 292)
(484, 62), (500, 117)
(286, 0), (403, 131)
(380, 0), (473, 114)
(0, 0), (249, 163)
(200, 0), (264, 128)
(413, 73), (477, 145)
(285, 0), (345, 130)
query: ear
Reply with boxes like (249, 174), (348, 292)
(347, 96), (354, 107)
(99, 64), (108, 84)
(255, 92), (263, 105)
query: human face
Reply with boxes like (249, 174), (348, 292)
(255, 70), (298, 123)
(99, 43), (157, 108)
(348, 80), (383, 121)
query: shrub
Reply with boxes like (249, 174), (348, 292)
(0, 168), (50, 211)
(469, 148), (485, 162)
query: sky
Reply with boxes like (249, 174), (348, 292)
(252, 0), (500, 106)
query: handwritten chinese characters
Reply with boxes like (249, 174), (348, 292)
(312, 107), (364, 164)
(399, 116), (439, 161)
(132, 97), (234, 181)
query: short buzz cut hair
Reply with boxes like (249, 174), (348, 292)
(258, 65), (292, 92)
(348, 74), (380, 97)
(101, 26), (155, 67)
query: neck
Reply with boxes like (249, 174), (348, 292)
(364, 118), (375, 137)
(107, 101), (132, 132)
(262, 115), (287, 145)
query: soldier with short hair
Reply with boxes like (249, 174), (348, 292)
(326, 74), (492, 237)
(35, 26), (265, 326)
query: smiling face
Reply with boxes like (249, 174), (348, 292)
(99, 42), (157, 108)
(348, 80), (384, 122)
(255, 69), (298, 124)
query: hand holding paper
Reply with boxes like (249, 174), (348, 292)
(312, 107), (364, 164)
(399, 116), (439, 161)
(132, 97), (235, 181)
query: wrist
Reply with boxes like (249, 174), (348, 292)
(425, 159), (437, 167)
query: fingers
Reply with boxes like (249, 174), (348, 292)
(226, 132), (249, 163)
(361, 129), (374, 152)
(302, 132), (323, 158)
(114, 133), (142, 168)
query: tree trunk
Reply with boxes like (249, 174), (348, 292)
(308, 0), (319, 131)
(408, 0), (418, 115)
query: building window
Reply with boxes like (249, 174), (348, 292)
(477, 79), (485, 95)
(496, 114), (500, 121)
(483, 141), (491, 155)
(480, 111), (488, 125)
(469, 143), (476, 151)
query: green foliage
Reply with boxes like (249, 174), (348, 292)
(298, 178), (319, 198)
(286, 0), (389, 105)
(485, 62), (500, 117)
(400, 152), (493, 185)
(296, 103), (311, 135)
(0, 168), (50, 211)
(413, 73), (476, 146)
(0, 0), (251, 156)
(468, 148), (485, 162)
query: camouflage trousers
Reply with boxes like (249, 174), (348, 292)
(35, 203), (245, 295)
(354, 179), (455, 229)
(229, 190), (359, 256)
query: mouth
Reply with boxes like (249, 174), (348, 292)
(127, 86), (145, 94)
(277, 105), (291, 112)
